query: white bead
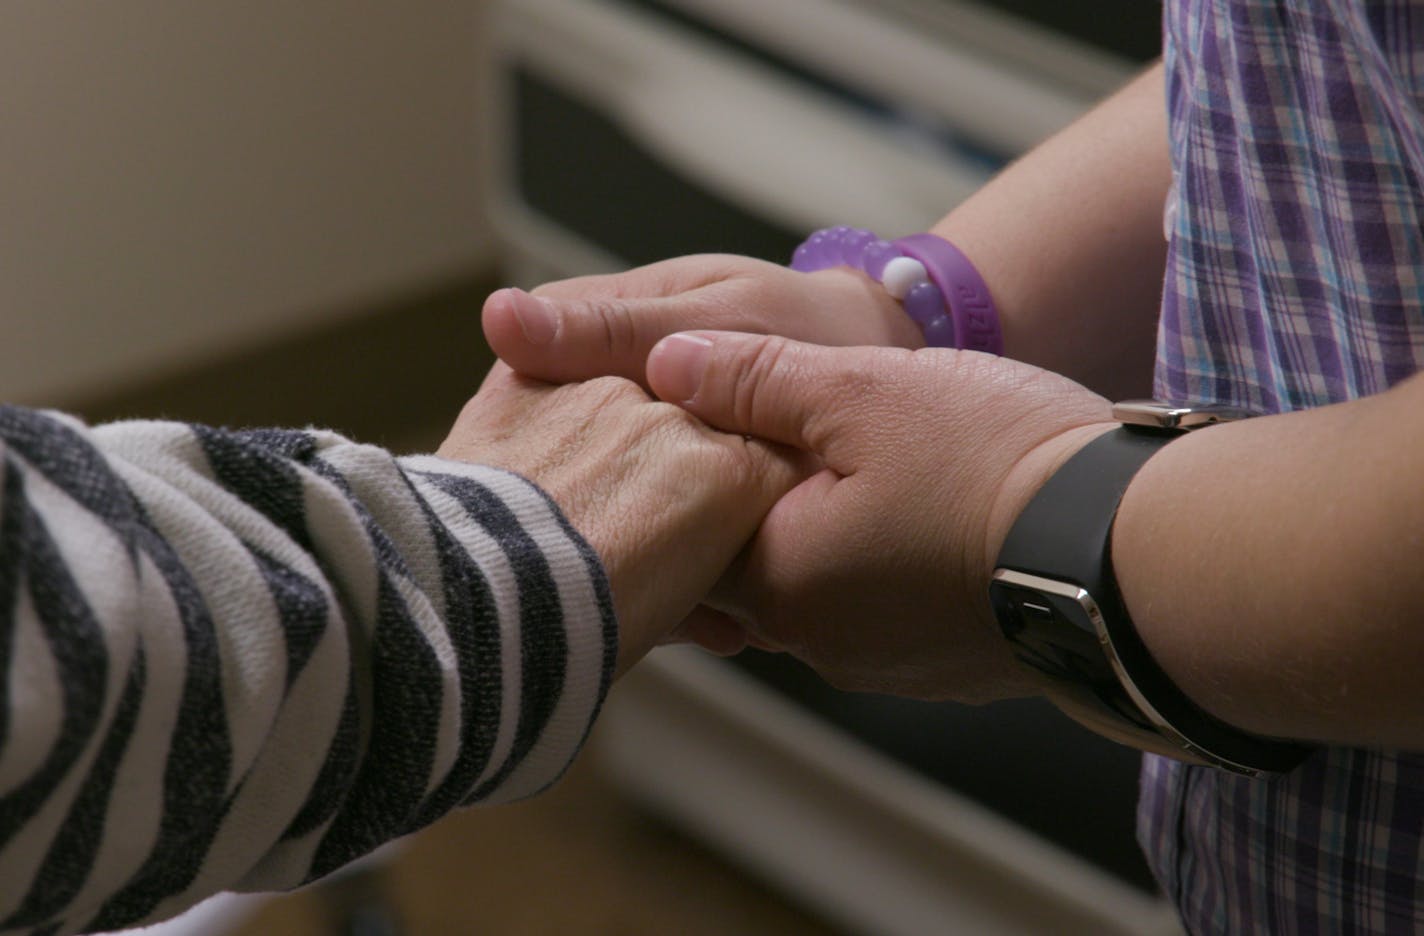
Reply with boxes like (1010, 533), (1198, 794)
(881, 256), (928, 299)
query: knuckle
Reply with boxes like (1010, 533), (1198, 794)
(646, 398), (727, 450)
(628, 401), (713, 461)
(640, 400), (768, 488)
(583, 297), (640, 357)
(631, 399), (695, 439)
(707, 433), (769, 493)
(580, 375), (650, 410)
(729, 336), (797, 430)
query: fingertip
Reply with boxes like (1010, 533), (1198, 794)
(481, 288), (521, 356)
(647, 332), (715, 406)
(484, 287), (560, 355)
(519, 289), (562, 345)
(481, 286), (519, 326)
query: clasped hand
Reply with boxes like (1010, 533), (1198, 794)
(475, 255), (1116, 703)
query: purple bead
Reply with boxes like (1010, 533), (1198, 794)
(807, 228), (835, 253)
(791, 242), (819, 272)
(816, 228), (841, 263)
(840, 229), (877, 269)
(791, 230), (834, 272)
(862, 240), (900, 281)
(902, 281), (945, 325)
(795, 227), (889, 272)
(825, 226), (856, 266)
(922, 314), (957, 348)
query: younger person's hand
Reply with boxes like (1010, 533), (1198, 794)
(484, 254), (923, 388)
(643, 331), (1115, 703)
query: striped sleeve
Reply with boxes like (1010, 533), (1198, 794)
(0, 406), (618, 935)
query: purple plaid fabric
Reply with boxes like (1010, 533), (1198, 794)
(1144, 1), (1424, 931)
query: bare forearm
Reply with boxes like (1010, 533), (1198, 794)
(1113, 373), (1424, 748)
(934, 62), (1169, 398)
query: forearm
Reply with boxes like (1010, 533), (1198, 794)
(1112, 374), (1424, 749)
(934, 62), (1170, 398)
(0, 408), (614, 933)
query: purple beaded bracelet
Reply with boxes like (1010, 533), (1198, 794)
(790, 226), (1003, 354)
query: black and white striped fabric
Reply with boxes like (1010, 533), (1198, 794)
(0, 406), (617, 935)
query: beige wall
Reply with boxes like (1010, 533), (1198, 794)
(0, 1), (494, 404)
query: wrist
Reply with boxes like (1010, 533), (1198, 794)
(812, 267), (926, 349)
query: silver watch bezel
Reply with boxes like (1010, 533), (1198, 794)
(1112, 399), (1259, 431)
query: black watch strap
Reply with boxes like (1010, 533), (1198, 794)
(995, 427), (1311, 774)
(998, 427), (1163, 589)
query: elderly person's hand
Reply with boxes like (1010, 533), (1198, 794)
(438, 362), (805, 675)
(482, 254), (923, 388)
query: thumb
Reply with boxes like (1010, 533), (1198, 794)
(484, 285), (743, 387)
(647, 331), (869, 457)
(483, 286), (666, 385)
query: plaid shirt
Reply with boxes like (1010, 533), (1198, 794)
(1144, 1), (1424, 931)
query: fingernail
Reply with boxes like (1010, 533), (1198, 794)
(509, 289), (558, 346)
(654, 333), (713, 404)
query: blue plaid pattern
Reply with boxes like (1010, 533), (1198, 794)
(1143, 1), (1424, 931)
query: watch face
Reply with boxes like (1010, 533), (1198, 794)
(990, 570), (1304, 775)
(990, 575), (1157, 732)
(990, 571), (1221, 765)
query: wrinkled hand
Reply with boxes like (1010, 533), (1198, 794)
(438, 362), (804, 675)
(642, 331), (1116, 703)
(484, 254), (923, 387)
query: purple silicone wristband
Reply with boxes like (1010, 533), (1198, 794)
(892, 233), (1003, 356)
(789, 226), (1002, 353)
(790, 226), (957, 347)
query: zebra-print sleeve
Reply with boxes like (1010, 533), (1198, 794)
(0, 406), (618, 935)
